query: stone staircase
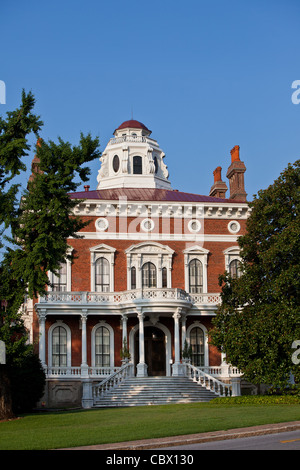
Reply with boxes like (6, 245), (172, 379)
(93, 376), (217, 407)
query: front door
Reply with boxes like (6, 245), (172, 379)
(135, 326), (166, 376)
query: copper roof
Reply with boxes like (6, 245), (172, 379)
(69, 187), (244, 203)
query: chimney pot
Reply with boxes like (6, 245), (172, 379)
(84, 185), (90, 192)
(230, 145), (240, 163)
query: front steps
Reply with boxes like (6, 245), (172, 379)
(93, 376), (217, 407)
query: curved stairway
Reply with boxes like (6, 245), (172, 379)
(93, 376), (217, 407)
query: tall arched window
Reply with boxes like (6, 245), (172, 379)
(52, 325), (67, 367)
(229, 259), (242, 279)
(190, 327), (204, 367)
(131, 266), (136, 289)
(133, 156), (142, 174)
(95, 326), (110, 367)
(52, 263), (67, 291)
(189, 259), (203, 293)
(142, 262), (157, 288)
(95, 257), (110, 292)
(162, 267), (168, 288)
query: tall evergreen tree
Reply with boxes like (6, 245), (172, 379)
(0, 91), (100, 418)
(211, 160), (300, 390)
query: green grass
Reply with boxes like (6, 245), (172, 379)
(1, 402), (300, 450)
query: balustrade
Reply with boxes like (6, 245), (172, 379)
(39, 288), (220, 306)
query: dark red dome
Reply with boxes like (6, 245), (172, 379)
(115, 120), (151, 133)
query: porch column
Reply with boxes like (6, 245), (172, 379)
(121, 314), (128, 344)
(172, 308), (184, 376)
(181, 313), (187, 347)
(81, 309), (88, 377)
(136, 310), (148, 377)
(38, 309), (47, 368)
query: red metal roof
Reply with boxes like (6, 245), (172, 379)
(114, 120), (150, 133)
(69, 187), (244, 203)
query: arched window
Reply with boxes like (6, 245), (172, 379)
(52, 325), (67, 367)
(229, 259), (242, 279)
(133, 156), (142, 174)
(131, 266), (136, 290)
(190, 327), (204, 367)
(162, 267), (168, 288)
(52, 263), (67, 291)
(95, 326), (110, 367)
(95, 257), (110, 292)
(142, 262), (157, 288)
(189, 259), (203, 293)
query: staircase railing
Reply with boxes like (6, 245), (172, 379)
(92, 361), (134, 402)
(184, 362), (232, 397)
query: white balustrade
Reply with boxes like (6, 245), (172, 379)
(184, 362), (233, 397)
(39, 288), (220, 307)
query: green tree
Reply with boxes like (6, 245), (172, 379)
(211, 160), (300, 390)
(0, 89), (42, 249)
(0, 91), (101, 418)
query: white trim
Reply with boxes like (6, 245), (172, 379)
(95, 217), (109, 231)
(227, 220), (241, 234)
(183, 245), (210, 293)
(91, 321), (115, 368)
(73, 232), (240, 242)
(125, 241), (174, 289)
(223, 246), (241, 272)
(188, 219), (201, 233)
(48, 247), (73, 292)
(90, 243), (116, 291)
(186, 321), (209, 367)
(48, 320), (72, 368)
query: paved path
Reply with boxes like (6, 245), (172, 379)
(62, 420), (300, 450)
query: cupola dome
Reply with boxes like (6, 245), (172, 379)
(97, 121), (171, 190)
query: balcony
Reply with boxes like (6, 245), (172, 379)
(37, 288), (221, 313)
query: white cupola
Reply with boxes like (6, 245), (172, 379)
(97, 120), (171, 190)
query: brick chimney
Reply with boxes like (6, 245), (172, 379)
(226, 145), (247, 201)
(209, 166), (228, 198)
(28, 138), (43, 186)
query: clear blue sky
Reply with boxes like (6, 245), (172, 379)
(1, 0), (300, 200)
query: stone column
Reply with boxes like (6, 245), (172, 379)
(172, 308), (184, 376)
(136, 310), (147, 377)
(81, 309), (88, 377)
(121, 314), (128, 344)
(38, 309), (47, 368)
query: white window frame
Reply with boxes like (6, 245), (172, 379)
(90, 243), (116, 292)
(125, 242), (174, 290)
(48, 247), (73, 292)
(186, 322), (209, 367)
(48, 320), (72, 368)
(91, 321), (115, 368)
(183, 245), (209, 294)
(223, 246), (241, 273)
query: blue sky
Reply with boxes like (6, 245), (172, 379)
(1, 0), (300, 200)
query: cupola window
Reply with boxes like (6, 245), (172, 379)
(112, 155), (120, 173)
(133, 156), (142, 174)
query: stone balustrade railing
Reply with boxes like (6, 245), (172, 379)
(39, 288), (221, 306)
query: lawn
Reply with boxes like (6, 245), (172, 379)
(1, 401), (300, 450)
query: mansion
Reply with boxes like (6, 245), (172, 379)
(25, 119), (249, 408)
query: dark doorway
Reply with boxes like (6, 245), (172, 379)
(134, 326), (166, 376)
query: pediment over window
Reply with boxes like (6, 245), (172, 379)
(89, 243), (116, 254)
(125, 241), (174, 255)
(183, 245), (210, 256)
